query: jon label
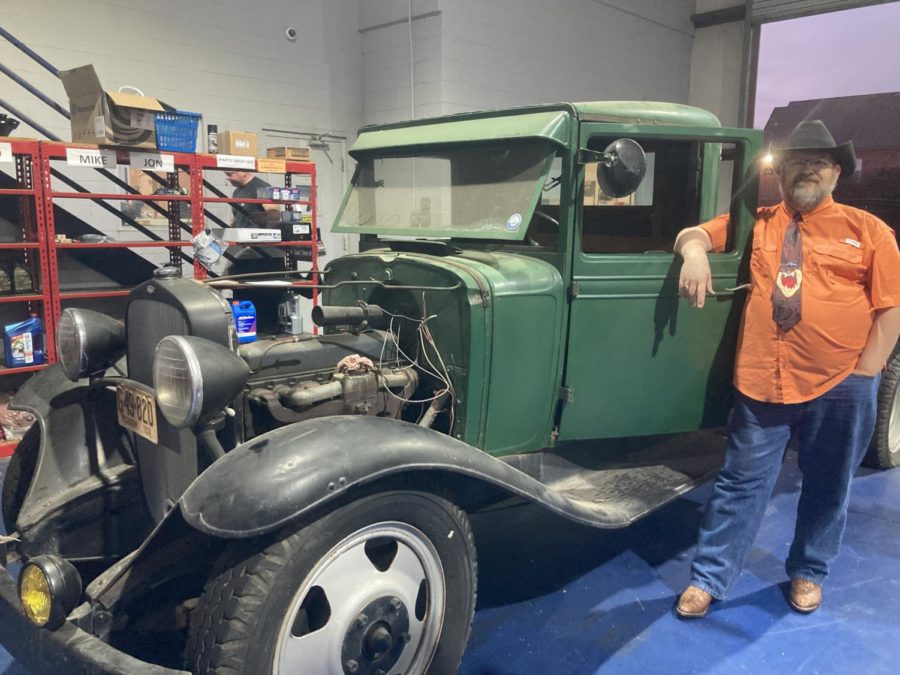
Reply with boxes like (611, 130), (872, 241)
(130, 152), (174, 172)
(0, 142), (12, 163)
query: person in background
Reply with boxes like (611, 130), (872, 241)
(673, 120), (900, 619)
(222, 170), (287, 331)
(224, 170), (281, 229)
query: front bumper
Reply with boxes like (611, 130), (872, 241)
(0, 561), (187, 675)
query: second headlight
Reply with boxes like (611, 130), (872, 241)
(153, 335), (249, 428)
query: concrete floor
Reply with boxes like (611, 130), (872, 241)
(2, 453), (899, 674)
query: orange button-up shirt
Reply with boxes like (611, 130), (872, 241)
(701, 196), (900, 404)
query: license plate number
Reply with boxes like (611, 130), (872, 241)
(116, 383), (158, 443)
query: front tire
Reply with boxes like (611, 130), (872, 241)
(186, 490), (477, 674)
(864, 346), (900, 469)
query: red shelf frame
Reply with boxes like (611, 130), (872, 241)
(0, 137), (55, 379)
(0, 140), (323, 437)
(190, 153), (320, 310)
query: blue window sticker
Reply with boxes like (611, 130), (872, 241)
(506, 213), (522, 231)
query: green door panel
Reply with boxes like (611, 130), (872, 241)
(558, 124), (761, 441)
(560, 274), (740, 440)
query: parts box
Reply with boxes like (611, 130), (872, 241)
(211, 228), (281, 243)
(266, 146), (310, 160)
(59, 65), (165, 149)
(219, 131), (259, 157)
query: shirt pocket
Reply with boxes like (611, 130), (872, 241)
(811, 242), (866, 284)
(750, 238), (778, 280)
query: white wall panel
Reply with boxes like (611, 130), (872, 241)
(1, 0), (363, 238)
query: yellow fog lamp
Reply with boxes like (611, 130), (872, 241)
(17, 555), (83, 629)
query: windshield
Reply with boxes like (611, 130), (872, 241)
(334, 142), (556, 239)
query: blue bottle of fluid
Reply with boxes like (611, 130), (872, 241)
(4, 313), (44, 367)
(231, 300), (257, 344)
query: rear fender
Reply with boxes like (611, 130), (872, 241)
(179, 415), (576, 538)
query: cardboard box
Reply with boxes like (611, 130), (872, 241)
(59, 65), (165, 149)
(219, 131), (259, 157)
(211, 227), (281, 243)
(266, 146), (310, 160)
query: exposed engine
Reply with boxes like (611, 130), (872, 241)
(241, 329), (419, 436)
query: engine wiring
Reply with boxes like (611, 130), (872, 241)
(375, 296), (456, 428)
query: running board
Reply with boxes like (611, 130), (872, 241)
(501, 430), (726, 528)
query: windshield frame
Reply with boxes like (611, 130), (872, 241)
(332, 141), (558, 241)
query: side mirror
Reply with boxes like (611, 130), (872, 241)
(596, 138), (647, 198)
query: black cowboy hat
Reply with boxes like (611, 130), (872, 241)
(774, 120), (857, 179)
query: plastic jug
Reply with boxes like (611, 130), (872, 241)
(231, 300), (257, 344)
(4, 313), (44, 367)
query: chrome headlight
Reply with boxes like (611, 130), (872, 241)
(153, 335), (250, 428)
(56, 308), (125, 381)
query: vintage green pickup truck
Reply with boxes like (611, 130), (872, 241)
(1, 101), (897, 674)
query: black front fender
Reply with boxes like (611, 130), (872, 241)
(9, 365), (149, 559)
(179, 415), (578, 538)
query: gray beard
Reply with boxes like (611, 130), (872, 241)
(780, 175), (837, 212)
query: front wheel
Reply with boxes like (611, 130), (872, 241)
(186, 490), (477, 675)
(864, 346), (900, 469)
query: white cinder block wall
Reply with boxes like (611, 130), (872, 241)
(2, 0), (362, 153)
(360, 0), (697, 123)
(1, 0), (363, 266)
(689, 0), (746, 127)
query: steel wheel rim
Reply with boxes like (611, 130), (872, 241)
(273, 521), (445, 675)
(889, 384), (899, 458)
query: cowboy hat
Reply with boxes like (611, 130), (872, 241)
(774, 120), (857, 179)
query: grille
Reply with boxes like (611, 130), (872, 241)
(126, 296), (194, 521)
(127, 298), (189, 385)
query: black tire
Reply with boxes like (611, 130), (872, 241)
(1, 423), (39, 531)
(186, 490), (477, 675)
(864, 346), (900, 469)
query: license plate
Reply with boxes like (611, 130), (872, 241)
(116, 383), (158, 443)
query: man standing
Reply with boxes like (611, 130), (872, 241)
(674, 120), (900, 618)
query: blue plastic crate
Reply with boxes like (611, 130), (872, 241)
(154, 110), (202, 153)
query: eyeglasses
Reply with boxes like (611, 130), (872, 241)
(783, 157), (835, 172)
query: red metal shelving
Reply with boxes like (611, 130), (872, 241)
(0, 137), (53, 457)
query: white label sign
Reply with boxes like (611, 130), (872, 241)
(295, 174), (312, 186)
(216, 154), (256, 170)
(130, 151), (174, 172)
(0, 142), (12, 163)
(66, 148), (117, 168)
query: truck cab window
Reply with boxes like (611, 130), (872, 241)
(581, 138), (706, 254)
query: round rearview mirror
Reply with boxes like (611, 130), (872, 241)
(596, 138), (647, 198)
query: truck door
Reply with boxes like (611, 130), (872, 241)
(557, 125), (760, 441)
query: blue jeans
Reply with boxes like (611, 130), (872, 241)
(689, 373), (880, 599)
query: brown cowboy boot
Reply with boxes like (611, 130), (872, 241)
(789, 579), (822, 613)
(676, 585), (713, 618)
